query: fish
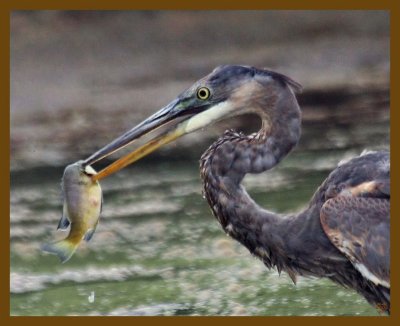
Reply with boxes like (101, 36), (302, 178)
(42, 161), (103, 263)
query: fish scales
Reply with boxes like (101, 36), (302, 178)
(42, 161), (102, 263)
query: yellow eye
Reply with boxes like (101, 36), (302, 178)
(196, 87), (211, 100)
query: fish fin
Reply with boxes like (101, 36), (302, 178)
(57, 203), (70, 230)
(57, 215), (70, 230)
(83, 222), (99, 242)
(41, 238), (80, 263)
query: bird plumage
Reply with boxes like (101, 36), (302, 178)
(199, 66), (390, 313)
(85, 64), (390, 314)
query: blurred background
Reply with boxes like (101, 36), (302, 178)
(10, 11), (389, 316)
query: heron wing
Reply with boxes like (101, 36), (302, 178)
(320, 196), (390, 288)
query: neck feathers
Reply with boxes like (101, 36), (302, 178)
(199, 79), (301, 259)
(201, 79), (301, 187)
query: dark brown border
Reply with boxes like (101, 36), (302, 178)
(2, 1), (398, 325)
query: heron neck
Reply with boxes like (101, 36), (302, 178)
(200, 85), (301, 271)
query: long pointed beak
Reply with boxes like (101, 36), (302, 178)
(83, 98), (181, 165)
(91, 126), (185, 181)
(83, 96), (233, 181)
(82, 97), (190, 180)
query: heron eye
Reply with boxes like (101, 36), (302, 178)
(196, 87), (210, 100)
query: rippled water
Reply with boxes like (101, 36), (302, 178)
(10, 108), (389, 316)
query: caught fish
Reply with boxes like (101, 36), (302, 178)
(42, 161), (103, 263)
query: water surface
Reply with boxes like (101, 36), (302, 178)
(10, 112), (389, 316)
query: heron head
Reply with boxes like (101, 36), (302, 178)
(84, 65), (301, 180)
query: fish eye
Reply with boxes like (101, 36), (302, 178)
(196, 87), (211, 100)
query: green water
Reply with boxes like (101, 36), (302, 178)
(10, 117), (389, 316)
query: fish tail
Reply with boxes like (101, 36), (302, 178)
(41, 236), (81, 263)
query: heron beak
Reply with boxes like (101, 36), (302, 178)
(84, 97), (233, 181)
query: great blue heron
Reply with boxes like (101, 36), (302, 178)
(83, 65), (390, 313)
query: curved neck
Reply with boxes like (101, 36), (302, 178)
(200, 83), (301, 276)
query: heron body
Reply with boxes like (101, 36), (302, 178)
(201, 132), (389, 311)
(84, 65), (390, 313)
